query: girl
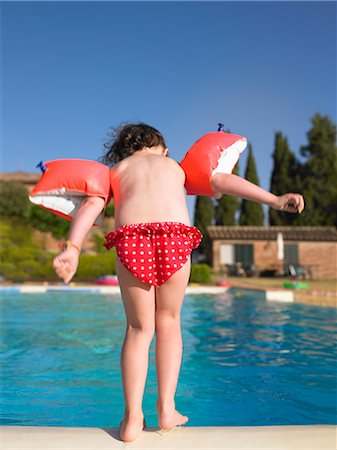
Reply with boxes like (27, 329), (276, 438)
(53, 123), (304, 442)
(53, 123), (202, 442)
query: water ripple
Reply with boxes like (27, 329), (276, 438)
(1, 290), (336, 427)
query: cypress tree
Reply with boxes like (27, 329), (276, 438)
(239, 144), (264, 225)
(194, 196), (214, 264)
(215, 163), (240, 225)
(269, 132), (301, 225)
(298, 113), (337, 225)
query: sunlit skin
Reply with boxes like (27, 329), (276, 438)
(53, 146), (304, 442)
(211, 173), (305, 213)
(53, 146), (192, 442)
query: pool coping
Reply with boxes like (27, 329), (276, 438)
(0, 284), (230, 295)
(1, 425), (336, 449)
(0, 284), (293, 303)
(1, 283), (336, 307)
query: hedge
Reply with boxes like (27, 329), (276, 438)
(190, 264), (212, 284)
(0, 220), (116, 282)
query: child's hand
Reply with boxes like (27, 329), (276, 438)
(271, 193), (305, 214)
(53, 247), (80, 284)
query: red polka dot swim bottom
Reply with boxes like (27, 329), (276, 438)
(104, 222), (202, 287)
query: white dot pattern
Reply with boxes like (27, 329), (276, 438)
(104, 222), (202, 286)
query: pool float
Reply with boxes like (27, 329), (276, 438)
(96, 275), (119, 286)
(29, 159), (111, 225)
(283, 281), (309, 290)
(180, 123), (248, 198)
(216, 280), (231, 288)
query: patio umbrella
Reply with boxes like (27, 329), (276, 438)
(277, 232), (284, 261)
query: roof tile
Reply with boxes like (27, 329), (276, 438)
(206, 226), (337, 242)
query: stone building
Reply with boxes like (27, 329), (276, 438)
(0, 171), (40, 192)
(207, 226), (337, 280)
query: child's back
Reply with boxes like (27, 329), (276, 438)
(111, 151), (190, 227)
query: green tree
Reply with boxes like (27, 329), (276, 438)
(269, 132), (302, 225)
(298, 113), (337, 225)
(194, 196), (214, 263)
(215, 163), (240, 225)
(0, 182), (30, 220)
(239, 144), (264, 225)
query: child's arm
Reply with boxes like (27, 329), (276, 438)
(211, 173), (304, 213)
(53, 196), (106, 283)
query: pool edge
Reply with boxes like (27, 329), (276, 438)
(1, 425), (336, 449)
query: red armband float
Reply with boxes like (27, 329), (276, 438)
(180, 124), (247, 197)
(29, 159), (112, 225)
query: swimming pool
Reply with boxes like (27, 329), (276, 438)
(1, 289), (336, 427)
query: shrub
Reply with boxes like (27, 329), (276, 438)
(190, 264), (212, 284)
(0, 182), (30, 220)
(11, 270), (30, 283)
(0, 221), (33, 248)
(0, 261), (17, 280)
(92, 232), (106, 254)
(104, 201), (115, 217)
(0, 217), (117, 282)
(75, 251), (116, 281)
(34, 257), (59, 280)
(0, 220), (56, 281)
(29, 204), (70, 239)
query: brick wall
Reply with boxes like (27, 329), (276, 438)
(212, 239), (281, 272)
(299, 242), (337, 280)
(212, 239), (337, 280)
(253, 241), (279, 272)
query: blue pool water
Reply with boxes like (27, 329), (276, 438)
(1, 289), (336, 427)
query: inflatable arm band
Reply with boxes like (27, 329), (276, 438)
(29, 159), (112, 226)
(180, 131), (247, 197)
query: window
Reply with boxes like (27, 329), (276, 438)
(235, 244), (253, 267)
(284, 244), (299, 271)
(220, 244), (234, 265)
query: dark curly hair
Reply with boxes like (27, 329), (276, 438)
(100, 122), (167, 166)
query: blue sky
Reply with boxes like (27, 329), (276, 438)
(1, 1), (336, 220)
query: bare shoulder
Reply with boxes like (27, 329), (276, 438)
(166, 156), (185, 180)
(111, 158), (129, 174)
(166, 156), (183, 170)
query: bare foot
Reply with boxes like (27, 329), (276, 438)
(119, 415), (146, 442)
(156, 403), (188, 430)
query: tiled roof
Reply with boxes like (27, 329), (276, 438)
(0, 172), (40, 183)
(207, 226), (337, 242)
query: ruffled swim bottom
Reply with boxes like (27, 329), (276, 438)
(104, 222), (202, 286)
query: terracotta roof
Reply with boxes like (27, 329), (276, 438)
(0, 172), (40, 183)
(207, 226), (337, 242)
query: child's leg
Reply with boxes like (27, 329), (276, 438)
(117, 257), (155, 441)
(155, 257), (191, 429)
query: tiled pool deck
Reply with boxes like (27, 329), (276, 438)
(1, 425), (336, 449)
